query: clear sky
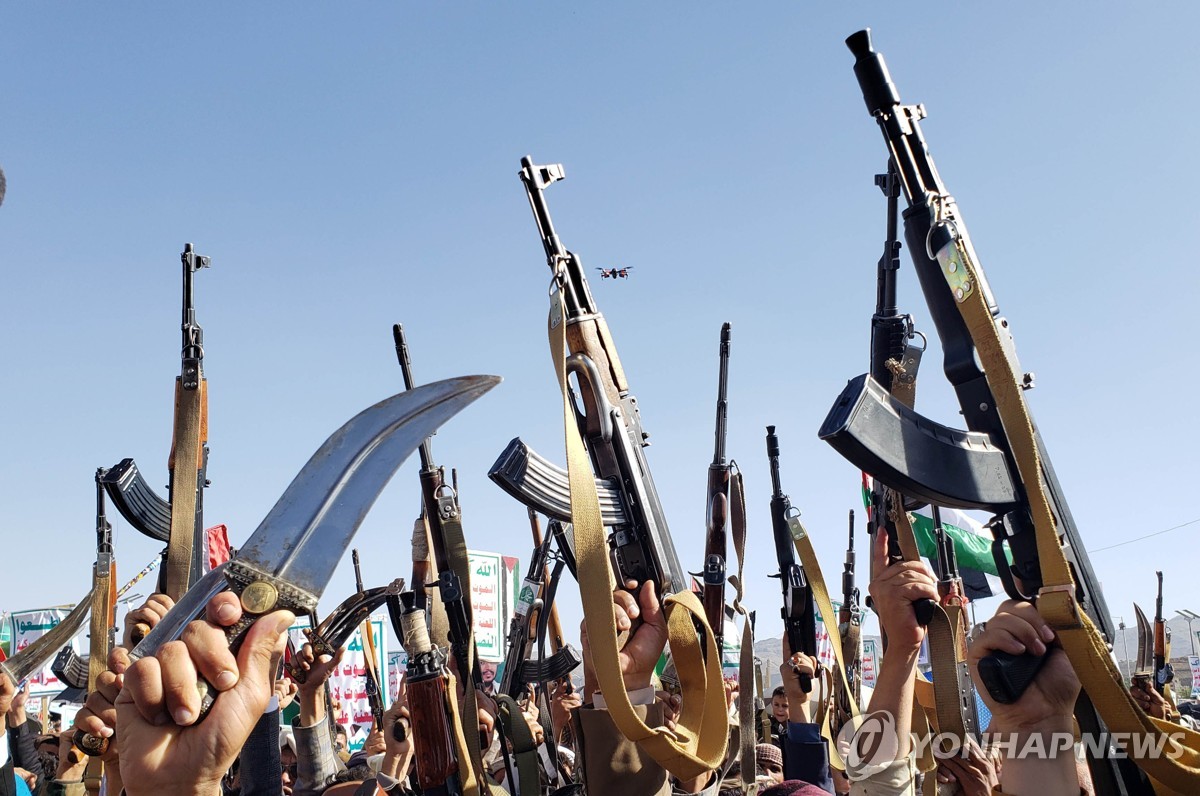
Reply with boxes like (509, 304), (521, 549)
(3, 4), (1198, 653)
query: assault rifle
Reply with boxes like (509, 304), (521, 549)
(699, 323), (732, 652)
(352, 550), (386, 730)
(489, 157), (686, 601)
(55, 471), (118, 712)
(499, 512), (580, 699)
(835, 510), (861, 717)
(1153, 572), (1173, 696)
(821, 29), (1135, 795)
(392, 324), (480, 691)
(765, 426), (815, 692)
(101, 244), (211, 624)
(931, 507), (979, 736)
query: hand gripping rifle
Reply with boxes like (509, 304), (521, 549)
(821, 30), (1145, 795)
(699, 323), (732, 653)
(100, 244), (211, 632)
(765, 427), (815, 693)
(397, 592), (465, 796)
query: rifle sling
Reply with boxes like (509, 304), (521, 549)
(439, 509), (488, 795)
(944, 232), (1200, 793)
(727, 468), (757, 795)
(549, 291), (727, 780)
(165, 380), (205, 598)
(496, 694), (540, 796)
(785, 513), (861, 771)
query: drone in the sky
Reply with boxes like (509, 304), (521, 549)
(596, 267), (633, 280)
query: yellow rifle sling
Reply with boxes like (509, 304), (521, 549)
(943, 232), (1200, 793)
(549, 291), (727, 780)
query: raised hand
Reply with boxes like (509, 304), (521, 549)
(122, 593), (175, 648)
(115, 590), (294, 796)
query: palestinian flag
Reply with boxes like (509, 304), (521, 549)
(861, 474), (1006, 600)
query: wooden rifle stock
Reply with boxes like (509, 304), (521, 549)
(164, 243), (210, 602)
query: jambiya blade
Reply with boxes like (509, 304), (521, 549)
(130, 375), (499, 660)
(1, 586), (97, 685)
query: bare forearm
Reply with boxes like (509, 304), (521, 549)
(298, 689), (326, 726)
(866, 643), (918, 759)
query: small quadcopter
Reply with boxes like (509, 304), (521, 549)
(596, 267), (633, 280)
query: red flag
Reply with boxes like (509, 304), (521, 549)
(204, 524), (233, 572)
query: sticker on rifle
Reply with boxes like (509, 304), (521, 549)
(549, 290), (564, 329)
(787, 515), (807, 541)
(514, 579), (539, 617)
(936, 242), (974, 304)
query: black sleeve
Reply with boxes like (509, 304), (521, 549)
(237, 707), (282, 796)
(7, 724), (40, 786)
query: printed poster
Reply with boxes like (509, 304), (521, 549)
(861, 639), (879, 691)
(468, 550), (519, 663)
(9, 606), (82, 697)
(1190, 655), (1200, 699)
(287, 615), (387, 751)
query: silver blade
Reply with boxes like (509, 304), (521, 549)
(1134, 603), (1153, 674)
(131, 375), (499, 660)
(1, 586), (97, 684)
(236, 375), (498, 599)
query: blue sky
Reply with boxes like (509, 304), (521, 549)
(3, 4), (1198, 652)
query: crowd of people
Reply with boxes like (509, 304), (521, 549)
(4, 530), (1194, 796)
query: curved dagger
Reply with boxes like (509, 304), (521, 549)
(2, 586), (97, 685)
(76, 374), (498, 752)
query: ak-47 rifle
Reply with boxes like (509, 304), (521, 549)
(55, 472), (118, 705)
(489, 158), (687, 602)
(392, 324), (478, 686)
(931, 507), (979, 736)
(1153, 572), (1173, 697)
(700, 323), (732, 652)
(835, 510), (861, 720)
(60, 474), (120, 779)
(765, 427), (815, 692)
(352, 550), (386, 731)
(489, 159), (725, 779)
(101, 244), (211, 633)
(499, 512), (580, 699)
(821, 30), (1142, 795)
(838, 162), (937, 630)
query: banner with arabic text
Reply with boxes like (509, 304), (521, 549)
(287, 616), (387, 751)
(10, 607), (82, 697)
(468, 550), (519, 663)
